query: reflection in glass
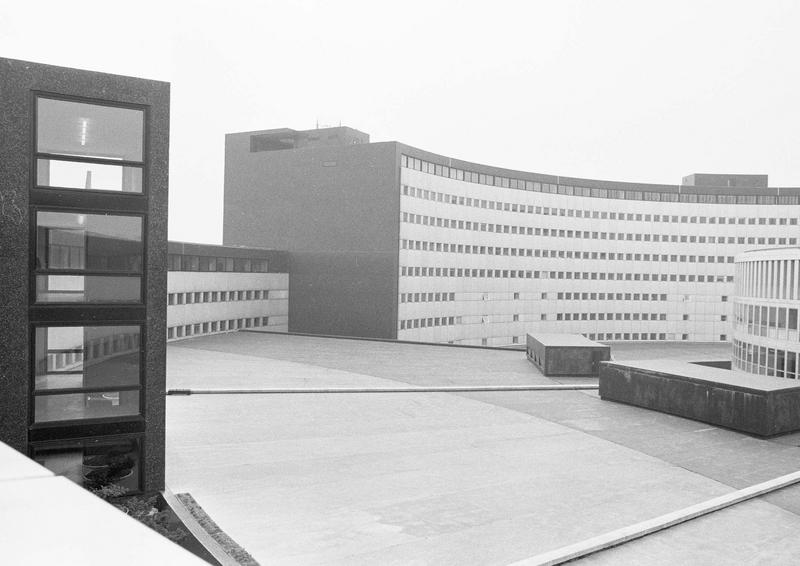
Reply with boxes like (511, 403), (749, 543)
(37, 98), (143, 162)
(36, 211), (142, 272)
(34, 326), (140, 391)
(37, 159), (143, 192)
(34, 390), (139, 422)
(32, 437), (140, 491)
(36, 275), (141, 303)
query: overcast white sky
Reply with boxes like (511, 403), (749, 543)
(2, 1), (798, 243)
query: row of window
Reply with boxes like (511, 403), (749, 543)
(401, 292), (457, 303)
(167, 316), (272, 339)
(400, 316), (457, 330)
(400, 265), (734, 286)
(167, 289), (283, 305)
(402, 184), (800, 224)
(400, 322), (727, 344)
(401, 155), (798, 205)
(558, 292), (668, 301)
(735, 258), (800, 300)
(167, 254), (268, 273)
(586, 333), (726, 342)
(401, 239), (736, 264)
(733, 302), (800, 337)
(401, 312), (723, 326)
(555, 312), (724, 321)
(733, 338), (799, 378)
(32, 96), (149, 494)
(399, 291), (698, 303)
(401, 212), (797, 247)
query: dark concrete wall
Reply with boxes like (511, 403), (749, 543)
(224, 136), (400, 338)
(526, 335), (610, 376)
(289, 252), (398, 339)
(547, 348), (590, 376)
(0, 59), (32, 453)
(600, 363), (800, 436)
(0, 57), (169, 490)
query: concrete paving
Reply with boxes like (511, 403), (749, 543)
(169, 332), (555, 389)
(166, 333), (800, 565)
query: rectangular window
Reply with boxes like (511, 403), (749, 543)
(33, 325), (141, 423)
(37, 159), (143, 193)
(35, 210), (143, 303)
(36, 97), (144, 193)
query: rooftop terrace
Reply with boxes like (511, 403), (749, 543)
(166, 332), (800, 564)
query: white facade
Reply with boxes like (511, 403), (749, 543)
(167, 271), (288, 341)
(397, 159), (800, 346)
(733, 248), (800, 378)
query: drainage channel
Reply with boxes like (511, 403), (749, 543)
(507, 469), (800, 566)
(168, 384), (599, 395)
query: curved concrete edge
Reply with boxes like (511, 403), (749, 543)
(167, 385), (599, 395)
(507, 470), (800, 566)
(162, 487), (241, 566)
(240, 329), (525, 351)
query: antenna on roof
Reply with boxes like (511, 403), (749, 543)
(316, 118), (319, 129)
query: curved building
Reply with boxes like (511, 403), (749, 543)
(733, 248), (800, 378)
(224, 126), (800, 346)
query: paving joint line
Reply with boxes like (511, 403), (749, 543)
(506, 469), (800, 566)
(167, 384), (599, 395)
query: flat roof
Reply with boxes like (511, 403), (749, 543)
(166, 332), (800, 564)
(528, 333), (607, 347)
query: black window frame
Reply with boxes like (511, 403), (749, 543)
(30, 206), (147, 306)
(33, 92), (148, 197)
(28, 321), (146, 431)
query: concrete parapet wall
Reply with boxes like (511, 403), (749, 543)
(599, 360), (800, 436)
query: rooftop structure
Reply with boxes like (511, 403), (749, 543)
(248, 126), (369, 152)
(682, 173), (769, 189)
(526, 333), (610, 376)
(601, 358), (800, 435)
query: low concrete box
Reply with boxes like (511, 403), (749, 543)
(526, 333), (611, 377)
(599, 359), (800, 436)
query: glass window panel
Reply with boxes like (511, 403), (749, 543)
(35, 326), (140, 390)
(37, 98), (144, 161)
(36, 275), (140, 303)
(32, 437), (140, 491)
(35, 390), (139, 423)
(36, 211), (142, 272)
(36, 158), (142, 193)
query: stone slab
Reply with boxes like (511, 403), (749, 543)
(599, 360), (800, 436)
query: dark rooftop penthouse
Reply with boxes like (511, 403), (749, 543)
(246, 126), (370, 152)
